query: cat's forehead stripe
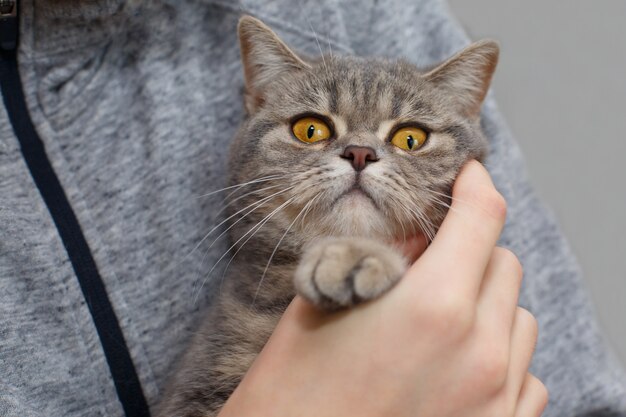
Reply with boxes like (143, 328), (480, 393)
(327, 78), (339, 114)
(320, 69), (422, 132)
(391, 93), (403, 119)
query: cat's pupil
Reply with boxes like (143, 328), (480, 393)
(307, 125), (315, 139)
(407, 135), (415, 149)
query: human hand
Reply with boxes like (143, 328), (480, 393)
(218, 161), (547, 417)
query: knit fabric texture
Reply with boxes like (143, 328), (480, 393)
(1, 1), (625, 416)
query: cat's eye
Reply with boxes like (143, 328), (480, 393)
(390, 126), (428, 151)
(292, 117), (332, 143)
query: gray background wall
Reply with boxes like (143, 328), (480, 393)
(447, 0), (626, 365)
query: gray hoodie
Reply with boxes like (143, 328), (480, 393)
(0, 1), (625, 416)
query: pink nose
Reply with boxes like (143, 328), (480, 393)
(341, 146), (378, 171)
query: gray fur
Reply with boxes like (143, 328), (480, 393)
(157, 16), (498, 416)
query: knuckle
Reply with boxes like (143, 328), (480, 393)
(517, 307), (539, 340)
(536, 379), (549, 407)
(477, 187), (507, 221)
(493, 247), (524, 280)
(528, 374), (549, 411)
(473, 347), (509, 392)
(455, 183), (507, 221)
(425, 292), (475, 339)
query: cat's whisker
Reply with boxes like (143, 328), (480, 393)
(218, 184), (322, 293)
(399, 198), (437, 242)
(221, 174), (289, 202)
(398, 197), (436, 242)
(200, 185), (298, 260)
(194, 174), (286, 199)
(411, 209), (434, 242)
(397, 207), (408, 245)
(193, 193), (299, 305)
(326, 27), (334, 61)
(307, 20), (328, 72)
(252, 193), (322, 306)
(387, 196), (411, 244)
(422, 214), (438, 242)
(208, 174), (333, 296)
(216, 183), (285, 217)
(408, 188), (480, 237)
(371, 176), (433, 243)
(426, 188), (485, 214)
(183, 185), (296, 264)
(299, 191), (320, 228)
(423, 191), (467, 220)
(424, 193), (451, 208)
(191, 186), (296, 301)
(295, 189), (323, 238)
(426, 196), (453, 211)
(376, 176), (427, 241)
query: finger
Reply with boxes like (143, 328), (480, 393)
(477, 247), (523, 342)
(393, 233), (428, 264)
(507, 308), (539, 401)
(514, 374), (549, 417)
(413, 160), (507, 298)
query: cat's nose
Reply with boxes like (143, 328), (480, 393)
(340, 146), (378, 171)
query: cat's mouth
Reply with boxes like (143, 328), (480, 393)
(334, 183), (381, 211)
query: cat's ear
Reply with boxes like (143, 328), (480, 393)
(424, 40), (499, 119)
(238, 16), (310, 113)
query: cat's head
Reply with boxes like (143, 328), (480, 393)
(227, 16), (498, 246)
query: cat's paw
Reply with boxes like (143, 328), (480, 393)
(294, 237), (407, 310)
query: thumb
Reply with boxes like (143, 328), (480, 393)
(393, 233), (428, 264)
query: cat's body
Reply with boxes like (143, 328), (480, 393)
(157, 16), (498, 417)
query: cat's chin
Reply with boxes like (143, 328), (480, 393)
(336, 187), (379, 210)
(312, 191), (394, 239)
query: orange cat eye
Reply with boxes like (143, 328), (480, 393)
(292, 117), (332, 143)
(390, 126), (428, 151)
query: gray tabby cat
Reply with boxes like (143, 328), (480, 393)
(157, 15), (498, 417)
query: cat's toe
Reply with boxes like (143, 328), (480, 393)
(294, 240), (354, 308)
(350, 256), (394, 300)
(294, 238), (407, 310)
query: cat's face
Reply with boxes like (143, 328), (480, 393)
(227, 17), (498, 246)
